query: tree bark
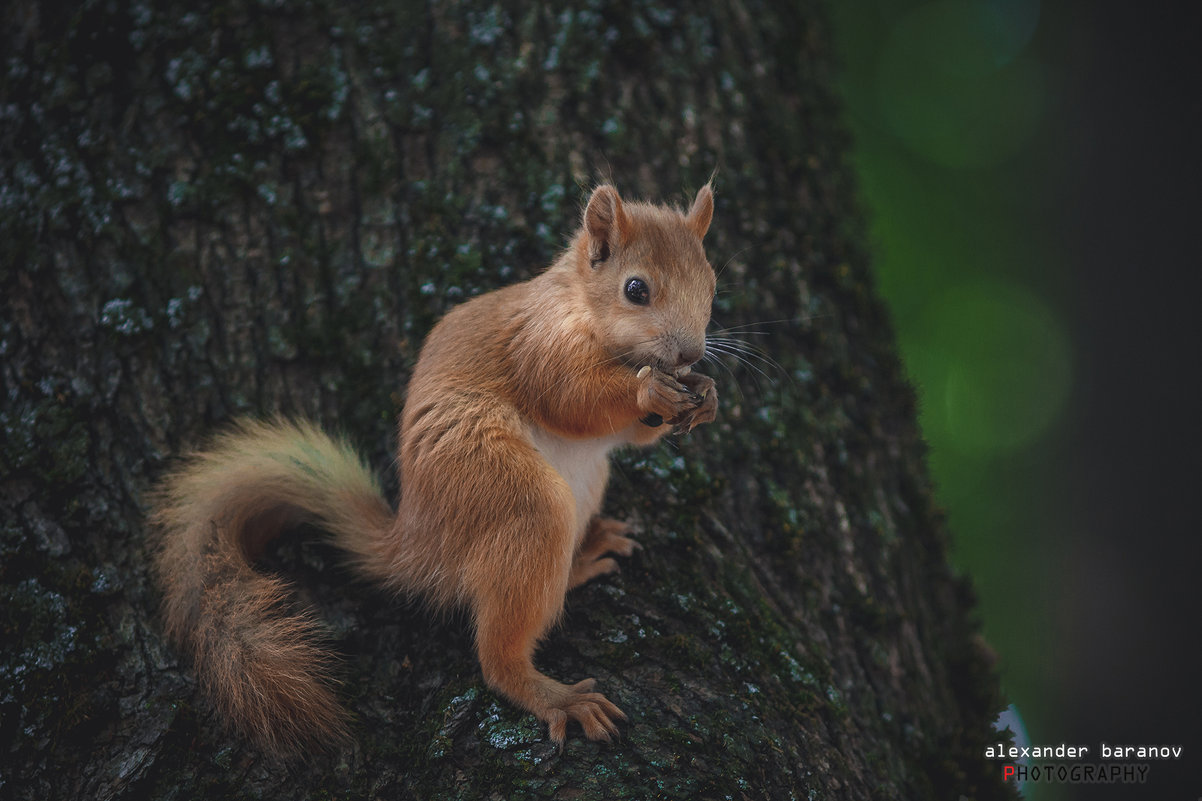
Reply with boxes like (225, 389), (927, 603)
(0, 1), (1008, 799)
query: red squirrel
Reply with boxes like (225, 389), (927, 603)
(149, 183), (720, 756)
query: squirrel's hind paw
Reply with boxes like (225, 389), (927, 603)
(545, 679), (625, 745)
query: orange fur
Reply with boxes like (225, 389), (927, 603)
(149, 183), (720, 756)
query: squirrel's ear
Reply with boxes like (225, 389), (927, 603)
(583, 184), (627, 265)
(685, 183), (714, 241)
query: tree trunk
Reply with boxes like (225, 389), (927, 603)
(0, 1), (1007, 798)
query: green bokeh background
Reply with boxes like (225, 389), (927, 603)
(832, 3), (1074, 797)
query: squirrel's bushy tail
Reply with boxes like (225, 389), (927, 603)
(148, 417), (395, 756)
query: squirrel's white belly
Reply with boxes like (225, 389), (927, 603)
(527, 427), (622, 541)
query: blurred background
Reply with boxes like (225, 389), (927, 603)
(832, 1), (1201, 798)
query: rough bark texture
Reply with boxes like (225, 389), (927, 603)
(1, 1), (1008, 799)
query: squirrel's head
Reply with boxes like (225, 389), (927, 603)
(576, 183), (716, 372)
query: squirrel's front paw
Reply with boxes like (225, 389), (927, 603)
(636, 366), (702, 427)
(674, 372), (718, 433)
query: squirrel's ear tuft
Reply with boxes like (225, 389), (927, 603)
(685, 183), (714, 241)
(584, 184), (627, 265)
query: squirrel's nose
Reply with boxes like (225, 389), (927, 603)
(675, 342), (704, 367)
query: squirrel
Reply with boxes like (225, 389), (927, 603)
(149, 182), (720, 757)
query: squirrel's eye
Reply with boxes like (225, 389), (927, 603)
(624, 277), (650, 305)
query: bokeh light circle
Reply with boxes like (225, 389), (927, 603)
(876, 0), (1046, 169)
(902, 278), (1072, 456)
